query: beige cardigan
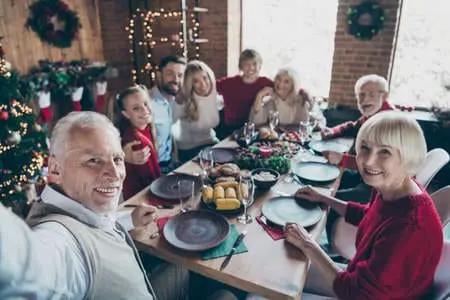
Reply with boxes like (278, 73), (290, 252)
(249, 94), (310, 126)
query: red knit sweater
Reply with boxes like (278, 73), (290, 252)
(121, 122), (161, 200)
(216, 74), (272, 127)
(333, 185), (443, 299)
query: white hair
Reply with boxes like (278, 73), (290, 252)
(354, 74), (389, 95)
(355, 111), (427, 176)
(50, 111), (120, 159)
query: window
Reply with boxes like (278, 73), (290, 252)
(242, 0), (338, 97)
(390, 1), (450, 108)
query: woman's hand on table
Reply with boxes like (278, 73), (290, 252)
(320, 127), (333, 140)
(295, 185), (328, 204)
(323, 151), (343, 165)
(284, 222), (314, 251)
(131, 204), (159, 228)
(123, 141), (151, 165)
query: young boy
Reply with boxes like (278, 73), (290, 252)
(216, 49), (272, 139)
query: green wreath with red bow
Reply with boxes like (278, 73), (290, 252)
(347, 2), (385, 40)
(26, 0), (81, 48)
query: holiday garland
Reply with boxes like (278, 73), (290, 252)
(347, 2), (385, 40)
(26, 0), (81, 48)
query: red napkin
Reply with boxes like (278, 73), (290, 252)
(256, 216), (285, 240)
(156, 216), (171, 231)
(147, 192), (176, 207)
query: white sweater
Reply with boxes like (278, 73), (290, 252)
(249, 95), (310, 126)
(172, 92), (220, 150)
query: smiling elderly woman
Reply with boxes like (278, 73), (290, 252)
(286, 111), (443, 299)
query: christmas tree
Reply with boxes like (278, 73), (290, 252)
(0, 38), (47, 212)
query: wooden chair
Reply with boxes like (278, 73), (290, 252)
(331, 148), (450, 260)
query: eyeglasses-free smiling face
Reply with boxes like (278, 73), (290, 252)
(274, 73), (294, 99)
(240, 59), (261, 82)
(356, 82), (387, 117)
(121, 91), (152, 130)
(50, 127), (126, 214)
(356, 140), (409, 192)
(192, 70), (212, 97)
(159, 62), (185, 96)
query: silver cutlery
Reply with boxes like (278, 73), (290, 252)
(124, 204), (175, 210)
(220, 230), (247, 271)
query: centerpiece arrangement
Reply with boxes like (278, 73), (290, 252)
(235, 140), (299, 174)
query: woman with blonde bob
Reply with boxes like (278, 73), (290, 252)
(286, 111), (443, 299)
(249, 68), (316, 126)
(172, 60), (221, 162)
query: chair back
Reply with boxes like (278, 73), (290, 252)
(416, 148), (449, 188)
(431, 186), (450, 227)
(430, 241), (450, 300)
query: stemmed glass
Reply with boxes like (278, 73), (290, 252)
(243, 122), (255, 147)
(199, 148), (214, 186)
(177, 179), (195, 213)
(299, 121), (312, 148)
(237, 174), (255, 224)
(268, 110), (279, 131)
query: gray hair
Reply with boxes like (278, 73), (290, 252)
(354, 74), (389, 95)
(50, 111), (121, 159)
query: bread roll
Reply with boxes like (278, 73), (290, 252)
(215, 176), (236, 183)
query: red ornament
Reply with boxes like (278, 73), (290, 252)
(0, 111), (8, 120)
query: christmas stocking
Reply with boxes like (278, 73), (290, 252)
(71, 86), (84, 111)
(95, 81), (107, 112)
(37, 91), (52, 123)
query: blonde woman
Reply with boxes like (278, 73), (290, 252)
(172, 60), (221, 162)
(249, 68), (317, 126)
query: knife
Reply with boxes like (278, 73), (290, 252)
(219, 230), (247, 271)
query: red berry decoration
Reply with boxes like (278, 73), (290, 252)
(0, 111), (8, 120)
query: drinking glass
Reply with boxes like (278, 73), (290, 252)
(299, 121), (312, 147)
(243, 122), (255, 146)
(269, 110), (279, 131)
(237, 175), (255, 224)
(177, 179), (195, 213)
(199, 148), (214, 185)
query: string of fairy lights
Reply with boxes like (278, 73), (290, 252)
(126, 6), (207, 84)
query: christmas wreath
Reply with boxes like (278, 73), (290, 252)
(26, 0), (81, 48)
(347, 2), (385, 40)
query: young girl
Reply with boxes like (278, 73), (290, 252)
(172, 60), (221, 162)
(249, 68), (313, 126)
(216, 49), (273, 138)
(116, 85), (161, 200)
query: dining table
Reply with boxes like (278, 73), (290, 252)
(119, 135), (353, 300)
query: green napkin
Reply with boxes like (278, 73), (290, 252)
(201, 224), (248, 260)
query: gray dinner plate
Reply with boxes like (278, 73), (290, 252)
(293, 161), (340, 183)
(309, 140), (349, 154)
(261, 196), (323, 227)
(163, 210), (230, 251)
(150, 174), (202, 200)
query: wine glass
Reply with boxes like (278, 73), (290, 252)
(177, 179), (194, 213)
(243, 122), (255, 146)
(237, 174), (255, 224)
(199, 148), (214, 186)
(299, 121), (312, 150)
(269, 110), (279, 131)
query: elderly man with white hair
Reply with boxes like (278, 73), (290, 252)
(0, 111), (236, 300)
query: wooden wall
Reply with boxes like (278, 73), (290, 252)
(0, 0), (104, 74)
